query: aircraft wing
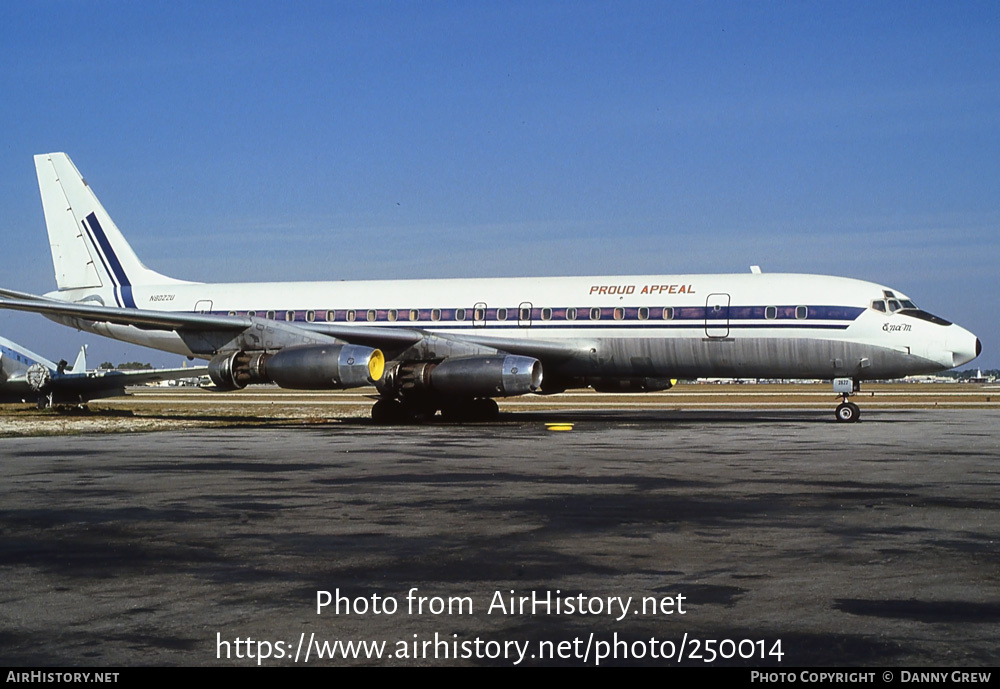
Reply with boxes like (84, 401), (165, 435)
(0, 287), (65, 302)
(299, 323), (585, 360)
(0, 292), (586, 362)
(0, 296), (252, 331)
(49, 366), (209, 391)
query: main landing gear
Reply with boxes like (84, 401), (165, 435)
(833, 378), (861, 423)
(371, 397), (500, 424)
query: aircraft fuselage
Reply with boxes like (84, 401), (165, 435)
(47, 271), (980, 384)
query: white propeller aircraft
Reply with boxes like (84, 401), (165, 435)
(0, 153), (981, 422)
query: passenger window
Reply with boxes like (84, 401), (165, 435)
(474, 308), (485, 321)
(431, 309), (441, 321)
(613, 307), (624, 320)
(541, 308), (551, 321)
(590, 307), (601, 320)
(795, 306), (807, 320)
(409, 309), (419, 321)
(367, 310), (376, 322)
(566, 307), (577, 320)
(519, 307), (531, 321)
(347, 310), (356, 322)
(266, 310), (275, 320)
(248, 311), (256, 318)
(305, 310), (314, 322)
(456, 308), (466, 321)
(662, 307), (673, 320)
(326, 310), (336, 322)
(638, 307), (649, 320)
(388, 309), (397, 322)
(497, 308), (507, 321)
(765, 306), (777, 320)
(285, 310), (295, 321)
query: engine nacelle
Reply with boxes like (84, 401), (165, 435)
(208, 350), (261, 390)
(208, 344), (384, 390)
(389, 355), (543, 398)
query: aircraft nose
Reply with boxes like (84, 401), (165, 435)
(947, 326), (981, 368)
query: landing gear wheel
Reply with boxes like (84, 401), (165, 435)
(440, 402), (468, 423)
(835, 402), (860, 423)
(471, 398), (499, 421)
(439, 398), (499, 423)
(371, 399), (406, 424)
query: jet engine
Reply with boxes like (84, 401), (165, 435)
(208, 344), (384, 391)
(383, 355), (543, 399)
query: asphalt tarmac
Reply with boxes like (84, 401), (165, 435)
(2, 409), (998, 667)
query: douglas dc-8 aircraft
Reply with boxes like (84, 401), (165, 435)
(0, 153), (981, 422)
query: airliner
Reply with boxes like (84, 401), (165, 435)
(0, 333), (205, 408)
(0, 153), (981, 423)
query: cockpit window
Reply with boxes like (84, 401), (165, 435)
(899, 309), (952, 326)
(872, 297), (918, 314)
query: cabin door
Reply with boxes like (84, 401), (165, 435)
(705, 293), (730, 338)
(473, 302), (487, 328)
(518, 302), (532, 328)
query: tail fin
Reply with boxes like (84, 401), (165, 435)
(34, 153), (187, 304)
(72, 344), (88, 373)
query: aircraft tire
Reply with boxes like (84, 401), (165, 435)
(371, 399), (406, 424)
(848, 402), (860, 420)
(439, 401), (467, 423)
(472, 398), (500, 421)
(439, 398), (499, 422)
(835, 402), (859, 423)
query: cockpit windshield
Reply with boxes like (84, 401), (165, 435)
(869, 296), (951, 326)
(900, 309), (952, 326)
(870, 298), (917, 313)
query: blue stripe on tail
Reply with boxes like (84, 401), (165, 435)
(83, 212), (136, 308)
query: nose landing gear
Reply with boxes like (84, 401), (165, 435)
(835, 400), (860, 423)
(833, 377), (861, 423)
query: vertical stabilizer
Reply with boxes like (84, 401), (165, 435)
(72, 344), (88, 373)
(35, 154), (104, 291)
(34, 153), (187, 304)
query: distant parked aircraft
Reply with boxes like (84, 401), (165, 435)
(0, 334), (205, 408)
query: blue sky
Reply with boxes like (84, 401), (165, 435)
(1, 1), (997, 368)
